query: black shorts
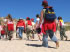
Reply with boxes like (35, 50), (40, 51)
(36, 28), (41, 34)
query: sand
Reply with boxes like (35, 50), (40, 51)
(0, 31), (70, 52)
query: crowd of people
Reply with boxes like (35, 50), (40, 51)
(0, 0), (68, 49)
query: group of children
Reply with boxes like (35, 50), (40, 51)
(0, 14), (42, 41)
(0, 14), (14, 40)
(0, 15), (68, 41)
(0, 14), (68, 49)
(16, 15), (42, 40)
(0, 22), (5, 39)
(0, 0), (68, 49)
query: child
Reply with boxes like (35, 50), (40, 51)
(36, 14), (42, 41)
(58, 16), (68, 40)
(0, 21), (5, 39)
(0, 22), (2, 39)
(1, 26), (5, 39)
(31, 18), (36, 39)
(26, 17), (33, 40)
(16, 18), (25, 40)
(7, 18), (14, 40)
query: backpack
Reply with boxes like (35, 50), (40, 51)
(45, 7), (56, 21)
(27, 20), (32, 26)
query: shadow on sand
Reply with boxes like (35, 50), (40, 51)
(26, 44), (56, 49)
(26, 44), (42, 47)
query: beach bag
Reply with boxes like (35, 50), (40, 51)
(45, 7), (56, 21)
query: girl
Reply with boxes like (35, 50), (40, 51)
(7, 15), (14, 40)
(58, 16), (68, 40)
(36, 14), (42, 41)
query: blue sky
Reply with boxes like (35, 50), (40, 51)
(0, 0), (70, 22)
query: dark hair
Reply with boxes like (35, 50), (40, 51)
(42, 2), (48, 7)
(58, 16), (62, 20)
(26, 18), (30, 20)
(10, 18), (13, 21)
(7, 14), (13, 21)
(7, 14), (12, 19)
(36, 14), (40, 18)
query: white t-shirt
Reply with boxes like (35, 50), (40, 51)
(3, 19), (8, 25)
(7, 20), (13, 24)
(36, 18), (40, 24)
(4, 19), (7, 22)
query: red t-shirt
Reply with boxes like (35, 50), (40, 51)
(27, 20), (32, 26)
(16, 20), (25, 28)
(7, 21), (14, 31)
(1, 30), (5, 35)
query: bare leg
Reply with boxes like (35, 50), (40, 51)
(38, 34), (41, 41)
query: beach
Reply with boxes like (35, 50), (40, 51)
(0, 31), (70, 52)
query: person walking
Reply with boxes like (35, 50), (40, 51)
(36, 14), (42, 41)
(26, 17), (33, 40)
(31, 18), (35, 39)
(58, 16), (68, 40)
(3, 18), (8, 39)
(1, 24), (5, 39)
(39, 0), (59, 48)
(16, 18), (25, 40)
(0, 21), (2, 39)
(7, 15), (14, 40)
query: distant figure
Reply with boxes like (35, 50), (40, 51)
(26, 17), (33, 40)
(1, 24), (5, 39)
(36, 14), (42, 41)
(39, 0), (59, 48)
(31, 18), (35, 39)
(0, 21), (2, 39)
(16, 18), (25, 40)
(3, 18), (8, 39)
(7, 15), (14, 40)
(58, 16), (68, 40)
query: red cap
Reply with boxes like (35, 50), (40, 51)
(42, 0), (48, 5)
(26, 17), (29, 19)
(31, 18), (34, 21)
